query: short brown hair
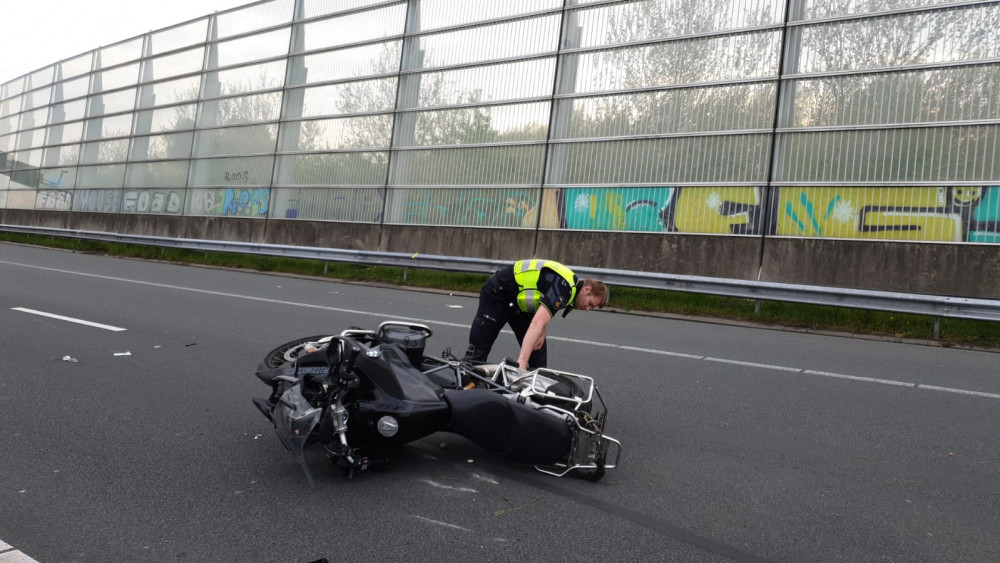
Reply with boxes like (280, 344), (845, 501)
(583, 279), (609, 308)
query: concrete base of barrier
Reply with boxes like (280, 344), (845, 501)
(760, 238), (999, 299)
(1, 209), (994, 299)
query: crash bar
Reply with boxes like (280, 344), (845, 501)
(3, 224), (998, 323)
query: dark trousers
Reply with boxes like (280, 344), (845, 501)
(466, 274), (548, 368)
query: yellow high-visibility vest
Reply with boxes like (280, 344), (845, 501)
(512, 259), (577, 313)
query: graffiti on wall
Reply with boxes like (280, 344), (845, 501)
(533, 185), (999, 242)
(74, 190), (123, 213)
(189, 187), (270, 217)
(774, 186), (1000, 242)
(541, 187), (765, 235)
(555, 187), (675, 231)
(35, 190), (73, 210)
(968, 187), (1000, 243)
(122, 190), (183, 214)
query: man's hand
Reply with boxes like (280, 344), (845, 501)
(518, 307), (552, 369)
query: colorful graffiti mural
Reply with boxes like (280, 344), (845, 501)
(554, 187), (675, 231)
(189, 187), (270, 217)
(535, 185), (999, 242)
(541, 186), (764, 234)
(3, 182), (998, 243)
(673, 187), (763, 235)
(773, 186), (1000, 242)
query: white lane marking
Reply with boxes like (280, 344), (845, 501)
(619, 346), (704, 360)
(412, 515), (472, 532)
(804, 370), (915, 387)
(917, 384), (1000, 400)
(0, 552), (41, 563)
(557, 337), (617, 348)
(3, 260), (997, 402)
(0, 261), (469, 328)
(12, 307), (127, 332)
(0, 539), (39, 563)
(704, 357), (802, 372)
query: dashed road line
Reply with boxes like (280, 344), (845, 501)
(704, 357), (803, 372)
(0, 538), (39, 563)
(916, 384), (1000, 400)
(12, 307), (127, 332)
(4, 259), (996, 402)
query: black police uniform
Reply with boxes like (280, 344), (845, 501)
(465, 264), (575, 369)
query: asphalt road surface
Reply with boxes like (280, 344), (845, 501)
(1, 242), (998, 563)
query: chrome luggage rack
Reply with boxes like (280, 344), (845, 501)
(481, 363), (623, 478)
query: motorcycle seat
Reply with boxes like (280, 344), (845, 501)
(443, 389), (572, 465)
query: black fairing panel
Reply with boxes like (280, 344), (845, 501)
(347, 344), (451, 456)
(443, 389), (572, 465)
(355, 344), (444, 402)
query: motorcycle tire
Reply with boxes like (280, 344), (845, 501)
(259, 335), (331, 370)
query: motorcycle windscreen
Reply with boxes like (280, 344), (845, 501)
(273, 383), (323, 486)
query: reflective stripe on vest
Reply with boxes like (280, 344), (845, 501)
(512, 260), (577, 313)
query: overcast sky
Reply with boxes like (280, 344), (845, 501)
(2, 0), (251, 85)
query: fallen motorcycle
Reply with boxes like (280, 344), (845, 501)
(252, 321), (621, 483)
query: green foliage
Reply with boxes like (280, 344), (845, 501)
(1, 231), (996, 349)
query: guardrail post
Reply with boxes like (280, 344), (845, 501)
(934, 317), (941, 340)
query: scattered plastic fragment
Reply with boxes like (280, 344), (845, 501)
(114, 352), (132, 357)
(447, 305), (463, 309)
(62, 356), (78, 363)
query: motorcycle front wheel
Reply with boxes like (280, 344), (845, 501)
(259, 335), (331, 370)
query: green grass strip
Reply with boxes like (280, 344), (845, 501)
(2, 231), (996, 349)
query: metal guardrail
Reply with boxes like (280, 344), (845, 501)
(3, 224), (999, 323)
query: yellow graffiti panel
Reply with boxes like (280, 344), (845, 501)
(776, 187), (964, 241)
(674, 187), (761, 234)
(537, 189), (562, 229)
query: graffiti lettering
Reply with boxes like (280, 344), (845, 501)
(123, 190), (183, 214)
(191, 187), (269, 217)
(224, 170), (250, 183)
(35, 190), (73, 210)
(74, 190), (122, 213)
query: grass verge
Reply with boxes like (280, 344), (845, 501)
(2, 231), (997, 350)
